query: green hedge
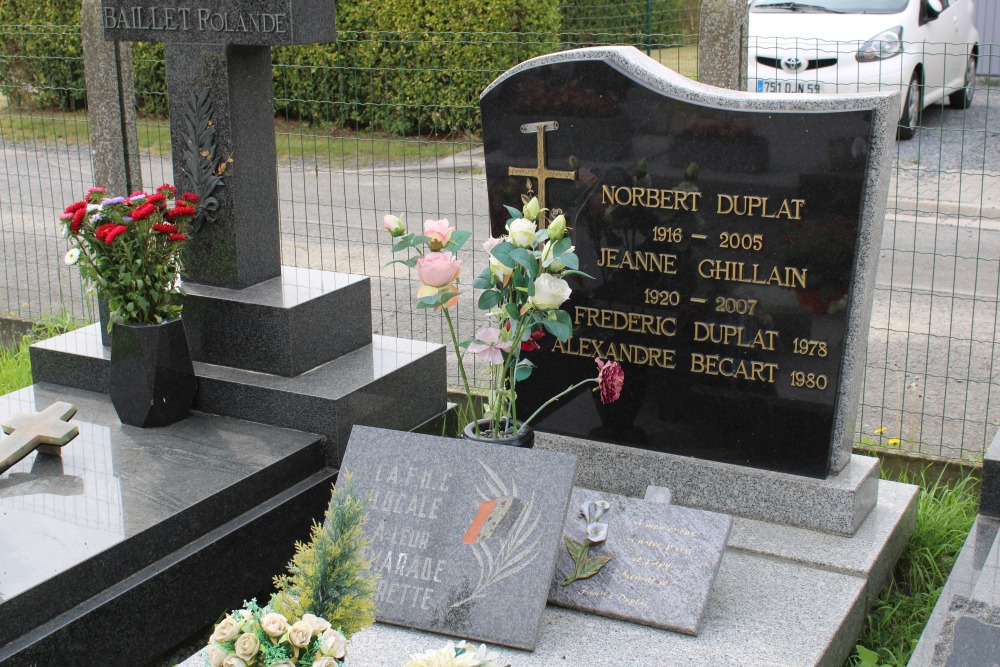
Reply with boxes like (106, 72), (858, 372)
(559, 0), (694, 47)
(0, 0), (560, 134)
(0, 0), (85, 110)
(273, 0), (560, 134)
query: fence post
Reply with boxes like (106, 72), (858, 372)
(80, 0), (141, 195)
(697, 0), (748, 90)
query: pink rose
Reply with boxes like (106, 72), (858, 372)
(423, 218), (454, 250)
(416, 251), (461, 288)
(383, 213), (406, 236)
(482, 236), (505, 253)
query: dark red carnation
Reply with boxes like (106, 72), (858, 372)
(180, 192), (200, 204)
(521, 328), (546, 352)
(94, 223), (116, 241)
(595, 358), (624, 404)
(152, 223), (178, 234)
(129, 202), (156, 221)
(168, 233), (187, 242)
(70, 208), (87, 232)
(64, 200), (87, 214)
(104, 224), (128, 244)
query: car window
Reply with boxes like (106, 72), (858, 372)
(750, 0), (909, 13)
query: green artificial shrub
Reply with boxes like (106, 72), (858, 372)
(0, 0), (85, 110)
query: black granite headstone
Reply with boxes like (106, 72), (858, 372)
(340, 426), (577, 650)
(101, 0), (335, 289)
(482, 47), (886, 478)
(946, 616), (1000, 667)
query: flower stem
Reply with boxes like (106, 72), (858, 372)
(443, 308), (479, 435)
(519, 377), (597, 431)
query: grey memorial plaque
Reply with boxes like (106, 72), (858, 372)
(549, 487), (731, 635)
(340, 426), (578, 650)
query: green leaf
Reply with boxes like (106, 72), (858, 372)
(391, 234), (415, 252)
(564, 536), (588, 562)
(472, 266), (494, 290)
(576, 555), (612, 580)
(504, 303), (520, 321)
(559, 269), (594, 280)
(478, 289), (501, 310)
(503, 204), (522, 221)
(542, 317), (571, 341)
(384, 257), (418, 268)
(491, 241), (516, 268)
(448, 229), (472, 250)
(552, 237), (572, 255)
(510, 248), (538, 280)
(514, 365), (533, 382)
(557, 253), (579, 271)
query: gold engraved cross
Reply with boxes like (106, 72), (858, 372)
(0, 402), (79, 475)
(508, 121), (577, 227)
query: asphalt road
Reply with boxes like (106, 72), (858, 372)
(1, 81), (998, 459)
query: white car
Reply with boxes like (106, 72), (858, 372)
(747, 0), (980, 139)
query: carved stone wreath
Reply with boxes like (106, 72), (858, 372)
(179, 88), (224, 233)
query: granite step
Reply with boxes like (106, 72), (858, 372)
(29, 324), (447, 463)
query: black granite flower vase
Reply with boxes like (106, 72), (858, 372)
(109, 318), (197, 427)
(462, 418), (534, 448)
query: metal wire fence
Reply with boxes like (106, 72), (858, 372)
(1, 16), (998, 464)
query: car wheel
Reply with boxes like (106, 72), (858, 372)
(948, 55), (977, 109)
(898, 73), (922, 141)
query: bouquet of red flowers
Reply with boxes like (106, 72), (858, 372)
(60, 184), (198, 326)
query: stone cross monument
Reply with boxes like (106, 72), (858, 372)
(101, 0), (336, 289)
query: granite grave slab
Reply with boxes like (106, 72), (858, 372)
(481, 46), (897, 478)
(0, 382), (332, 665)
(548, 487), (731, 635)
(339, 426), (578, 650)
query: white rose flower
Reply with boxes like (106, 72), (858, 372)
(288, 620), (313, 648)
(302, 613), (332, 636)
(63, 248), (80, 265)
(233, 633), (259, 662)
(528, 274), (571, 311)
(508, 218), (536, 247)
(312, 658), (339, 667)
(210, 615), (240, 644)
(260, 612), (289, 639)
(207, 645), (228, 667)
(318, 628), (348, 659)
(222, 656), (249, 667)
(488, 256), (513, 283)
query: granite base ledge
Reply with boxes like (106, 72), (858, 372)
(536, 432), (879, 536)
(182, 267), (373, 377)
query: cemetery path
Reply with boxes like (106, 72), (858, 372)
(1, 84), (998, 458)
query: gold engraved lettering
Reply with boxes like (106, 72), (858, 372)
(697, 259), (807, 289)
(573, 306), (676, 337)
(554, 337), (676, 369)
(692, 322), (779, 351)
(716, 194), (806, 220)
(601, 185), (701, 211)
(619, 570), (670, 588)
(599, 248), (677, 274)
(690, 353), (778, 384)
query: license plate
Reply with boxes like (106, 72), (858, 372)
(756, 80), (824, 94)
